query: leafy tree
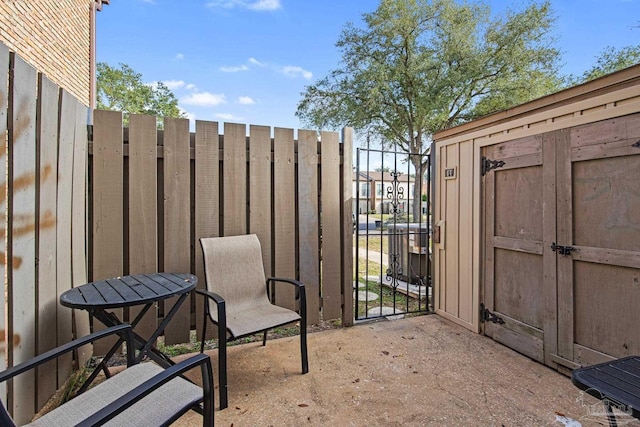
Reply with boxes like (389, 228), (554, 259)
(296, 0), (561, 220)
(568, 45), (640, 85)
(97, 62), (184, 127)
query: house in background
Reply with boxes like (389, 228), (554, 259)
(0, 0), (109, 109)
(353, 171), (426, 215)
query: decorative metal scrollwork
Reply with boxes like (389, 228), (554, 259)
(385, 254), (403, 289)
(386, 171), (405, 215)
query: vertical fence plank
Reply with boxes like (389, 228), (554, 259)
(320, 131), (342, 320)
(56, 90), (76, 383)
(195, 120), (219, 338)
(91, 109), (124, 354)
(8, 52), (37, 424)
(222, 123), (247, 236)
(274, 128), (296, 309)
(72, 101), (90, 365)
(163, 117), (191, 344)
(128, 114), (158, 340)
(0, 42), (9, 405)
(249, 125), (272, 276)
(35, 74), (59, 409)
(297, 130), (320, 323)
(341, 128), (354, 326)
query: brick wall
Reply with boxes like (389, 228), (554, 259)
(0, 0), (91, 106)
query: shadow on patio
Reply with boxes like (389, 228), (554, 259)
(172, 315), (614, 426)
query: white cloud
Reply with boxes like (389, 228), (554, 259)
(181, 92), (227, 106)
(180, 108), (196, 121)
(185, 83), (197, 91)
(220, 64), (249, 72)
(205, 0), (281, 11)
(215, 113), (245, 121)
(163, 80), (186, 90)
(282, 65), (313, 80)
(237, 96), (255, 105)
(174, 53), (185, 61)
(249, 57), (267, 67)
(248, 0), (281, 11)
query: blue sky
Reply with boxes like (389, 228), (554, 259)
(97, 0), (640, 132)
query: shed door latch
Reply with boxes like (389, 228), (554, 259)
(481, 156), (506, 176)
(551, 242), (575, 256)
(480, 303), (505, 324)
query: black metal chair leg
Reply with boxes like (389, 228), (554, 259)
(300, 319), (308, 374)
(262, 331), (268, 346)
(218, 321), (228, 410)
(200, 316), (208, 353)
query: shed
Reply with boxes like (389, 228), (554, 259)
(432, 64), (640, 372)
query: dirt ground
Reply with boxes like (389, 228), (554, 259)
(172, 315), (636, 427)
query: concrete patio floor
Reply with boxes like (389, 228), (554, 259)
(173, 315), (634, 426)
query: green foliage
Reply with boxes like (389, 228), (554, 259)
(568, 45), (640, 85)
(97, 62), (185, 127)
(296, 0), (560, 138)
(296, 0), (561, 220)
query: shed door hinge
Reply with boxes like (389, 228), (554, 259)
(480, 303), (505, 324)
(481, 157), (506, 176)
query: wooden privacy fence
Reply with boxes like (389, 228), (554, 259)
(90, 110), (355, 351)
(0, 44), (91, 424)
(0, 41), (353, 423)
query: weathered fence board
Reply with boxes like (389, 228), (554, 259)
(128, 114), (158, 340)
(0, 43), (8, 402)
(341, 127), (354, 326)
(35, 74), (59, 409)
(274, 127), (296, 309)
(72, 99), (90, 365)
(162, 117), (191, 344)
(194, 119), (219, 339)
(320, 131), (343, 320)
(223, 123), (247, 237)
(249, 125), (272, 276)
(91, 109), (124, 355)
(55, 90), (77, 387)
(9, 52), (37, 423)
(298, 130), (320, 323)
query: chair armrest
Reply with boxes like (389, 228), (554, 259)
(267, 277), (305, 288)
(196, 289), (227, 337)
(76, 353), (214, 427)
(0, 324), (135, 384)
(266, 277), (307, 317)
(195, 288), (225, 305)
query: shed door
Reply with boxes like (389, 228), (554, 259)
(557, 114), (640, 366)
(482, 134), (555, 363)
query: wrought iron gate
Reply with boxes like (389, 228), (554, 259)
(354, 147), (432, 321)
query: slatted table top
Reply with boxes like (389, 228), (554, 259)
(572, 355), (640, 419)
(60, 273), (197, 310)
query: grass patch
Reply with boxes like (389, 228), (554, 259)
(356, 235), (389, 254)
(354, 251), (425, 319)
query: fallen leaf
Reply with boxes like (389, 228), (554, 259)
(381, 350), (389, 355)
(353, 378), (360, 383)
(298, 403), (309, 407)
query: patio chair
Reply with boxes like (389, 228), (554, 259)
(197, 234), (308, 410)
(0, 324), (214, 426)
